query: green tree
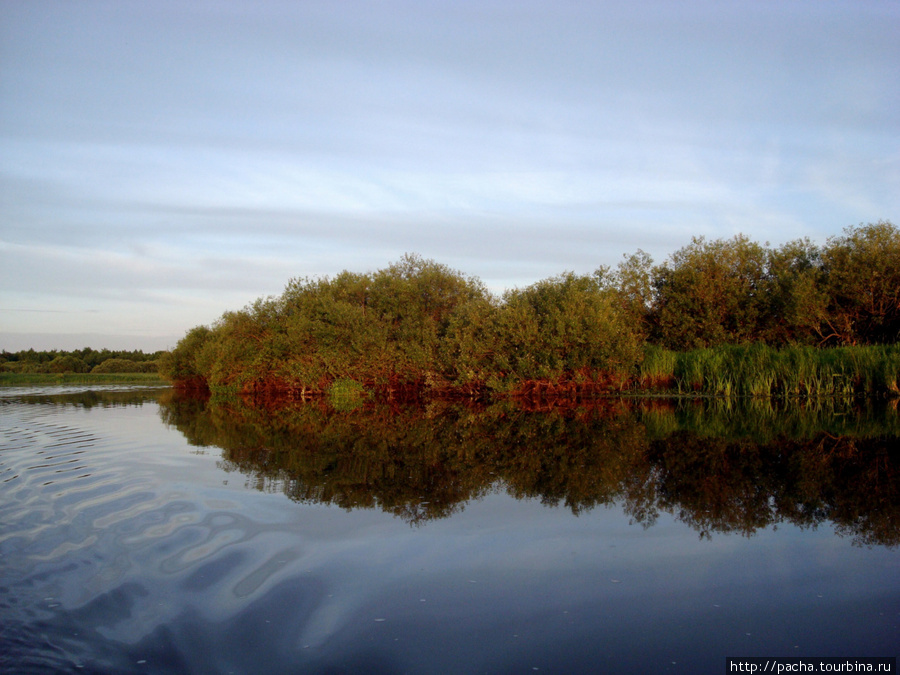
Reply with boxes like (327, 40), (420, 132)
(47, 354), (89, 373)
(440, 297), (501, 388)
(758, 238), (826, 345)
(819, 221), (900, 345)
(597, 249), (655, 338)
(365, 254), (489, 383)
(491, 273), (644, 386)
(91, 358), (144, 373)
(650, 235), (769, 350)
(279, 273), (390, 387)
(158, 325), (214, 386)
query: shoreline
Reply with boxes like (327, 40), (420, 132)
(0, 372), (168, 386)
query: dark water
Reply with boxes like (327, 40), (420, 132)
(1, 386), (898, 674)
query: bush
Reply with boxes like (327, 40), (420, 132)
(91, 359), (142, 373)
(485, 273), (644, 389)
(47, 355), (89, 373)
(158, 325), (214, 383)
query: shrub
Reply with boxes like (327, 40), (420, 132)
(91, 358), (142, 373)
(47, 355), (89, 373)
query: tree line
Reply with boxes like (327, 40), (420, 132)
(160, 221), (900, 398)
(1, 348), (164, 374)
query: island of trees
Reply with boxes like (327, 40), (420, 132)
(159, 221), (900, 400)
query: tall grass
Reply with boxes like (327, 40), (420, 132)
(662, 344), (900, 398)
(637, 345), (677, 390)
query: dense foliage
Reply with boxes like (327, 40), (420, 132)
(1, 347), (164, 374)
(160, 222), (900, 398)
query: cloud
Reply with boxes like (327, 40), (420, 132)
(1, 0), (898, 350)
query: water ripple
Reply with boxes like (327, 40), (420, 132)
(0, 395), (333, 673)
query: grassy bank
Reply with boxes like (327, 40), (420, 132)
(637, 344), (900, 398)
(0, 372), (168, 386)
(212, 344), (900, 403)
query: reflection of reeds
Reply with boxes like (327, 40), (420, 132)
(636, 395), (900, 442)
(636, 403), (680, 438)
(327, 378), (369, 411)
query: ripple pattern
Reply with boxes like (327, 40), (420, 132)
(0, 392), (339, 674)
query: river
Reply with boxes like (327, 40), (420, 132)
(1, 385), (897, 673)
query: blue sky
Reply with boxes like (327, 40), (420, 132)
(2, 0), (898, 351)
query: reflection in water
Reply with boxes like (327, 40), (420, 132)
(3, 386), (899, 673)
(159, 392), (900, 547)
(0, 384), (169, 409)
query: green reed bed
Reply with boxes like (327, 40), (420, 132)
(640, 344), (900, 398)
(638, 345), (678, 390)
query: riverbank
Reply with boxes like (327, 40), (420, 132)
(0, 372), (168, 386)
(178, 343), (900, 405)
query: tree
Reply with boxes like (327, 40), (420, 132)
(47, 354), (89, 373)
(366, 253), (490, 380)
(650, 235), (769, 350)
(91, 358), (155, 373)
(597, 249), (655, 338)
(819, 221), (900, 345)
(758, 238), (826, 346)
(158, 325), (213, 386)
(492, 273), (644, 384)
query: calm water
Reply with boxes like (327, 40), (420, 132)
(1, 386), (898, 674)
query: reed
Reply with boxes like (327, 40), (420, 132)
(666, 344), (900, 398)
(638, 345), (677, 390)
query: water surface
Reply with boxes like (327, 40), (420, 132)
(1, 387), (898, 673)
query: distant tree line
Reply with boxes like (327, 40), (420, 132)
(1, 348), (164, 374)
(160, 221), (900, 398)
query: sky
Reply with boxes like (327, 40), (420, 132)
(1, 0), (898, 352)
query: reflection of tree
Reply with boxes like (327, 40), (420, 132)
(785, 435), (900, 547)
(635, 434), (777, 538)
(158, 393), (900, 546)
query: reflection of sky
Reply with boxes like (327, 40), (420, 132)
(299, 496), (897, 672)
(2, 1), (899, 350)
